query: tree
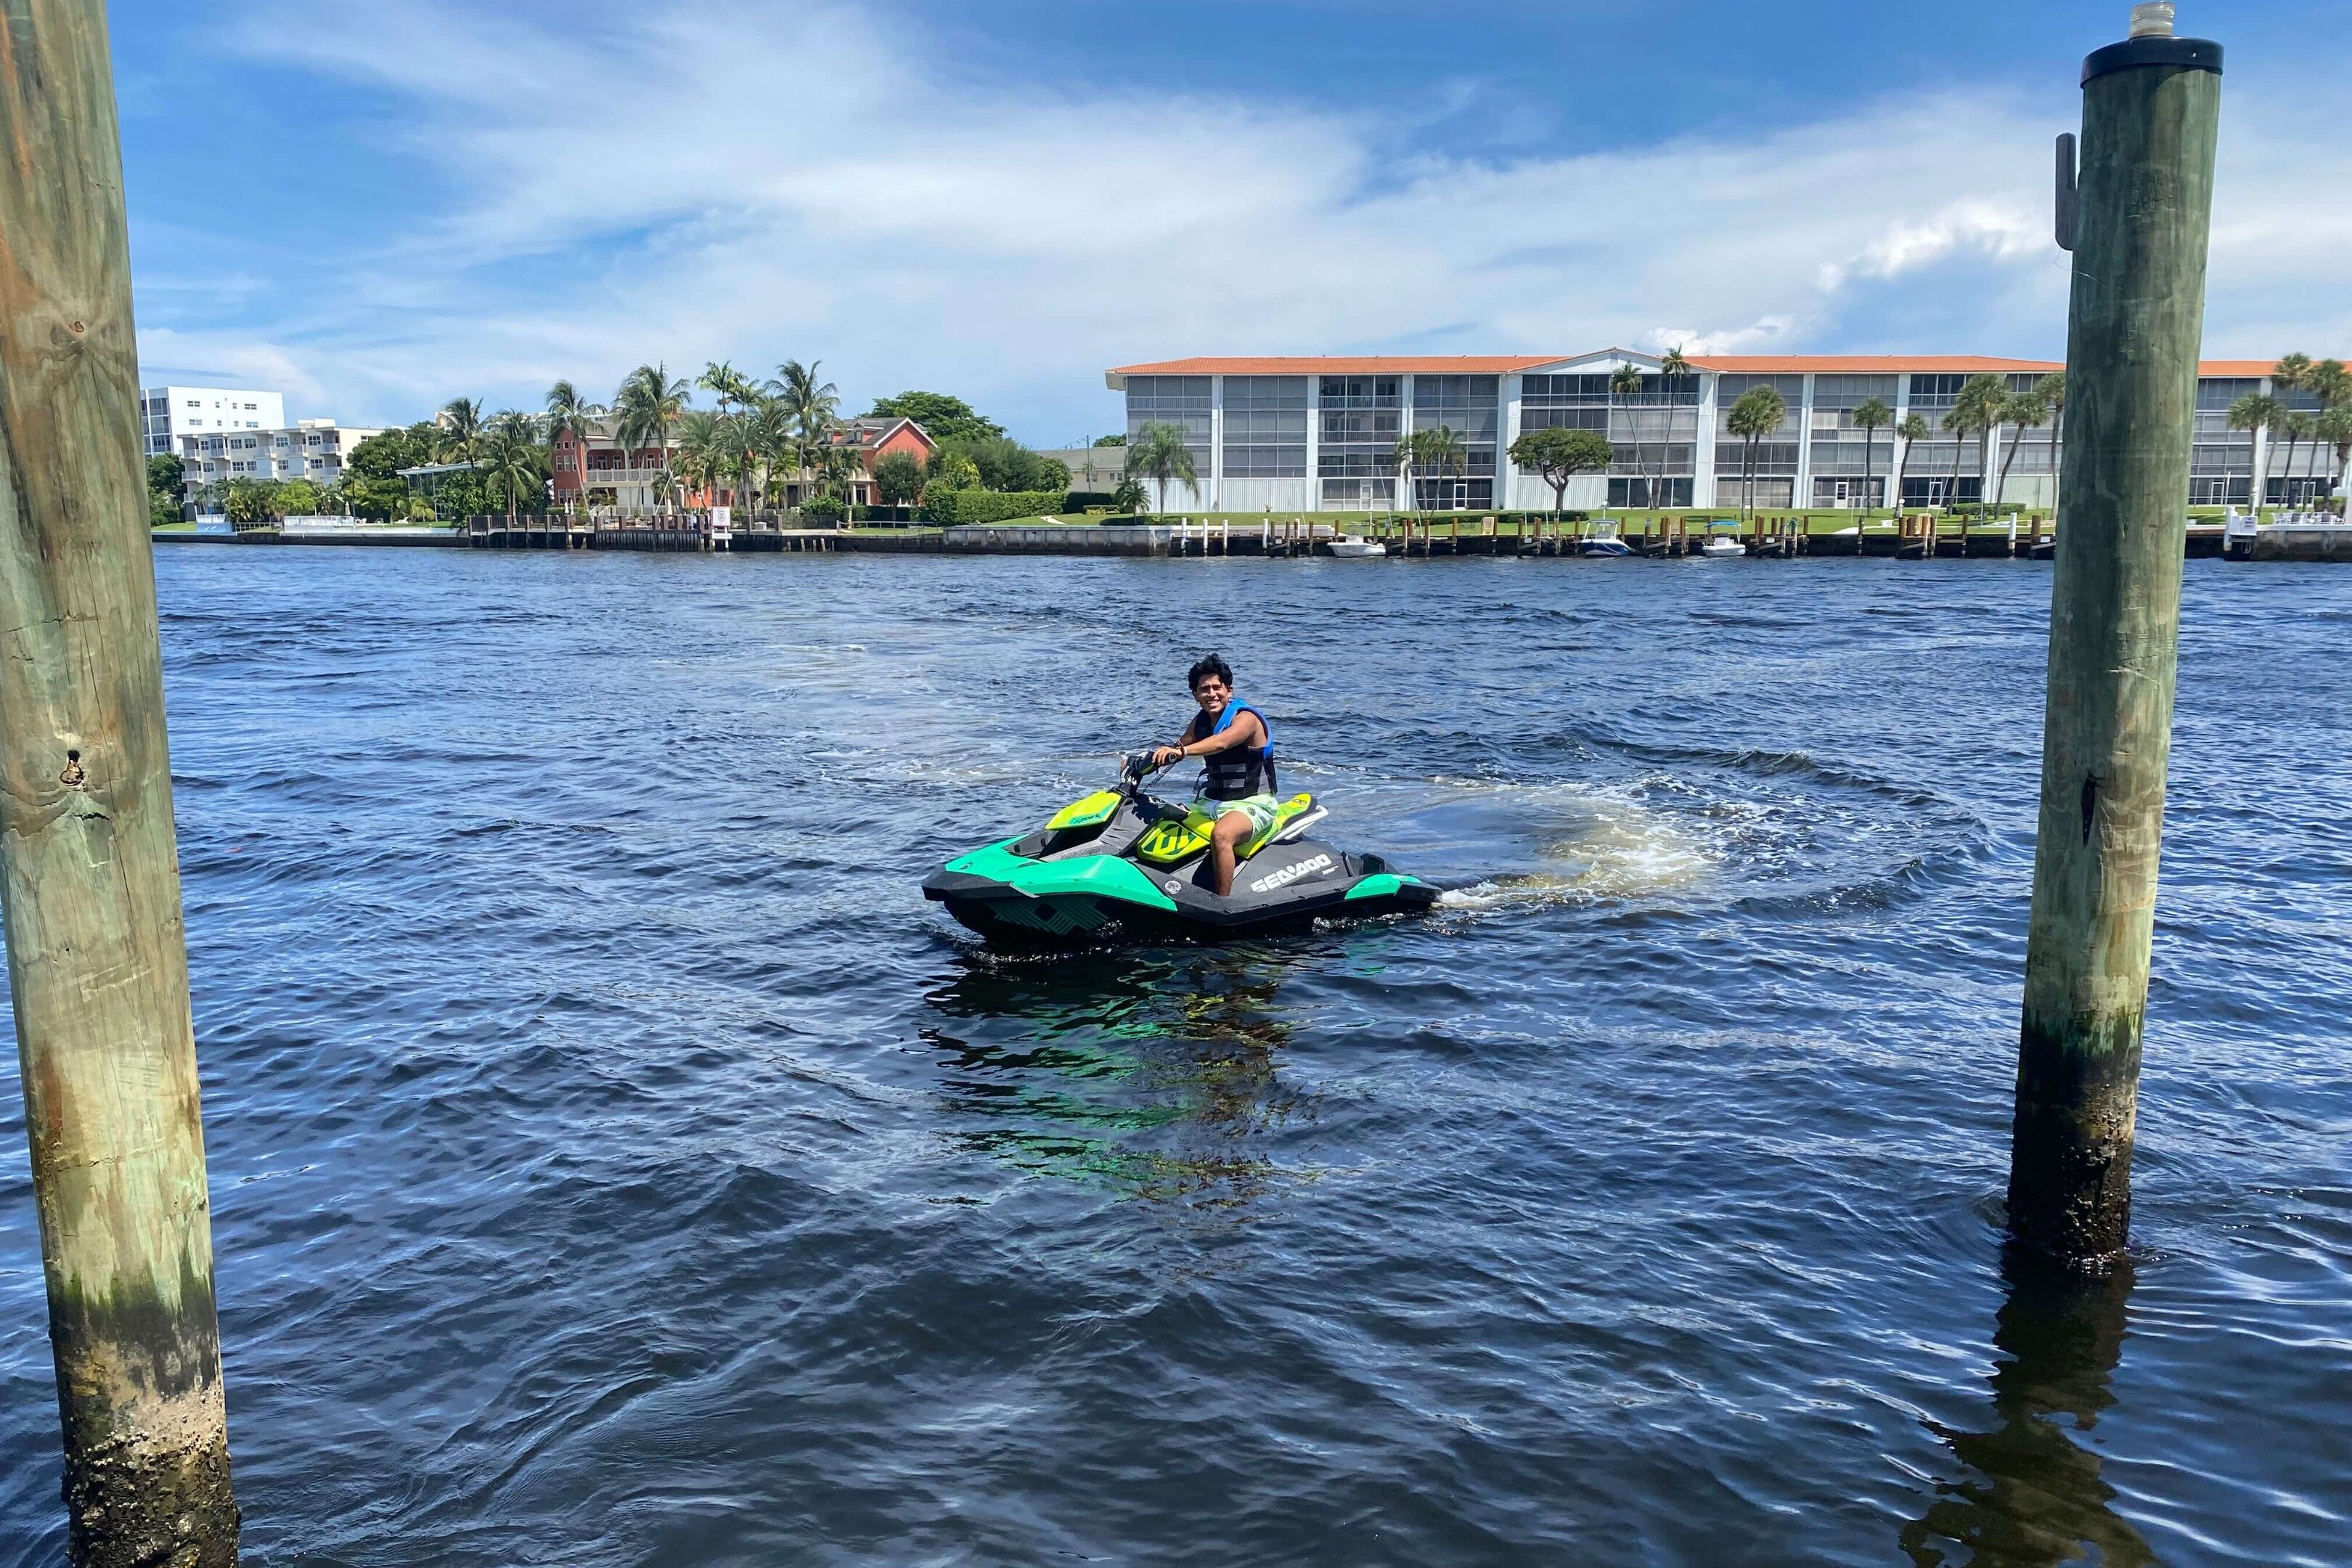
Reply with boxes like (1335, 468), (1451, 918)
(1417, 424), (1467, 507)
(1508, 426), (1613, 513)
(1945, 373), (2008, 512)
(740, 398), (795, 513)
(1125, 421), (1198, 513)
(865, 391), (1005, 444)
(481, 411), (548, 520)
(615, 363), (690, 482)
(940, 433), (1066, 493)
(2227, 391), (2285, 508)
(436, 396), (486, 464)
(2037, 372), (2068, 509)
(343, 423), (435, 520)
(223, 477), (283, 526)
(544, 380), (602, 513)
(872, 449), (923, 506)
(275, 478), (322, 518)
(1850, 396), (1892, 514)
(675, 409), (727, 502)
(1892, 413), (1930, 510)
(2316, 408), (2352, 512)
(1655, 347), (1693, 506)
(1093, 433), (1127, 447)
(1111, 477), (1147, 513)
(2271, 354), (2313, 498)
(700, 360), (756, 417)
(1608, 363), (1643, 509)
(923, 449), (981, 497)
(1993, 385), (2052, 511)
(147, 452), (185, 527)
(1725, 385), (1786, 520)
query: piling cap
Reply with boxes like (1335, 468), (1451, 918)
(2083, 4), (2221, 84)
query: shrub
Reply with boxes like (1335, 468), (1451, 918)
(803, 493), (847, 520)
(1065, 491), (1121, 511)
(926, 489), (1069, 525)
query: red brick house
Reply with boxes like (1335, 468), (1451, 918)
(550, 415), (936, 510)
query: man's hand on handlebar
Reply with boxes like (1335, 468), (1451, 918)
(1150, 745), (1186, 769)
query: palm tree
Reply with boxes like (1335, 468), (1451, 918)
(1656, 347), (1692, 507)
(1423, 424), (1467, 507)
(2316, 407), (2352, 513)
(436, 397), (485, 465)
(2270, 354), (2312, 504)
(1944, 373), (2008, 514)
(1725, 385), (1785, 521)
(676, 409), (726, 504)
(2228, 391), (2285, 510)
(1851, 396), (1892, 514)
(1892, 413), (1930, 509)
(699, 360), (756, 418)
(2036, 372), (2067, 511)
(773, 359), (841, 488)
(1993, 385), (2052, 512)
(742, 398), (794, 513)
(544, 380), (601, 514)
(480, 411), (546, 521)
(614, 364), (690, 494)
(1126, 421), (1198, 514)
(1609, 362), (1643, 512)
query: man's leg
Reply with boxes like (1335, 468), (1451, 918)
(1209, 809), (1254, 897)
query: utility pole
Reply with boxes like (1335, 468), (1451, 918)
(0, 3), (240, 1561)
(2009, 4), (2222, 1267)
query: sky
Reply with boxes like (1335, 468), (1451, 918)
(117, 0), (2351, 445)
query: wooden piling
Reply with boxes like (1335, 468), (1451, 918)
(0, 4), (240, 1561)
(2010, 12), (2221, 1267)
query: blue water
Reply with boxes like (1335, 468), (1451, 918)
(3, 547), (2347, 1566)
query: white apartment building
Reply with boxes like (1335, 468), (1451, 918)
(180, 419), (385, 507)
(1107, 351), (2343, 513)
(141, 385), (286, 457)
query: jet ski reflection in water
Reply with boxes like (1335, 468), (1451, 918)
(923, 653), (1436, 948)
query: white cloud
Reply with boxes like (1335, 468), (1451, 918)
(136, 327), (327, 405)
(175, 0), (2352, 438)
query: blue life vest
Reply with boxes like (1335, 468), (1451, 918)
(1187, 701), (1277, 799)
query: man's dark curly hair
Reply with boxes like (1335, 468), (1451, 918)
(1187, 653), (1235, 691)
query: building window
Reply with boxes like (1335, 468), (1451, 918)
(1124, 376), (1212, 495)
(1220, 376), (1307, 478)
(1316, 375), (1402, 494)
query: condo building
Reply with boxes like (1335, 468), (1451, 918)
(179, 419), (385, 499)
(141, 385), (286, 457)
(1106, 351), (2342, 513)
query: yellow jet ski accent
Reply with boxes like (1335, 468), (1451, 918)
(1045, 791), (1122, 833)
(1135, 793), (1316, 865)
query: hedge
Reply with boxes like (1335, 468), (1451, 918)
(920, 489), (1069, 525)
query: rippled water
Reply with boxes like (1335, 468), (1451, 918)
(4, 547), (2348, 1566)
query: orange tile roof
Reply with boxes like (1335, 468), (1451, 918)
(1689, 354), (2060, 372)
(1110, 353), (2329, 379)
(1111, 355), (1563, 375)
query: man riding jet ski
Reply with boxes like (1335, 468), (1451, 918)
(923, 653), (1437, 947)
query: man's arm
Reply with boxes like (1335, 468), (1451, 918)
(1188, 711), (1263, 756)
(1153, 711), (1261, 767)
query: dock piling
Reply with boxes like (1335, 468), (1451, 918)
(0, 4), (240, 1560)
(2009, 6), (2221, 1267)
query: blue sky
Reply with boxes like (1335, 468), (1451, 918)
(118, 0), (2350, 444)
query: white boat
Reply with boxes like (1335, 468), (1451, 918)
(1579, 536), (1634, 558)
(1699, 535), (1747, 558)
(1326, 536), (1387, 558)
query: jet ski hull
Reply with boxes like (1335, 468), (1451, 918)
(923, 833), (1437, 949)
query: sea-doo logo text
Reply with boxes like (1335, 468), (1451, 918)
(1249, 854), (1333, 894)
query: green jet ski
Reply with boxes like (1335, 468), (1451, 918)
(923, 751), (1438, 947)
